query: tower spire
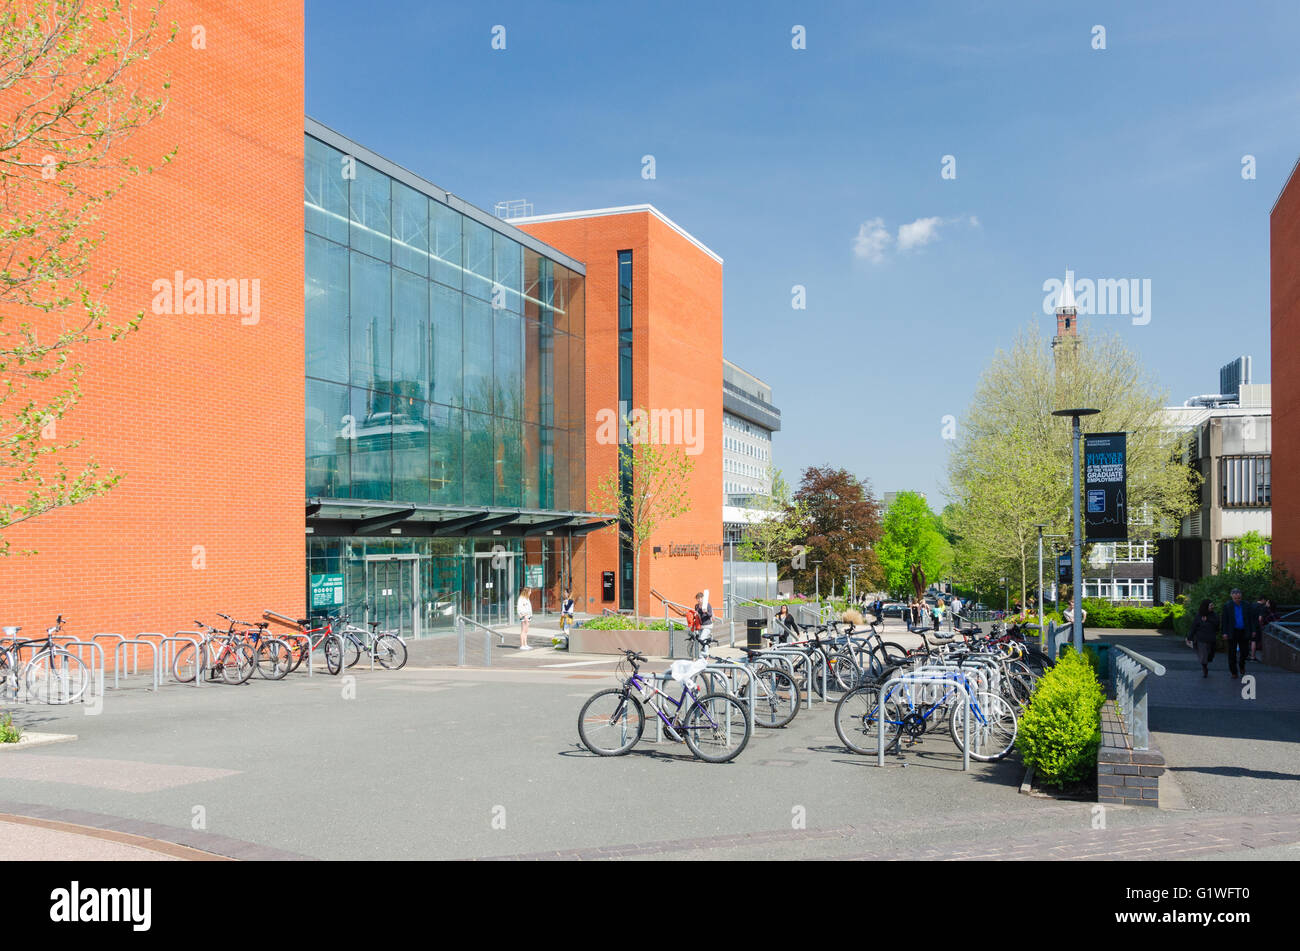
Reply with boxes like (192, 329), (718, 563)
(1052, 268), (1080, 362)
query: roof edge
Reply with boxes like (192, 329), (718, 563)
(508, 204), (723, 265)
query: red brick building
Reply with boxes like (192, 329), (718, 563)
(1271, 159), (1300, 575)
(1, 3), (306, 636)
(517, 207), (725, 617)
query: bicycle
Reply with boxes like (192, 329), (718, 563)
(834, 664), (1018, 761)
(199, 617), (291, 681)
(278, 615), (345, 676)
(577, 650), (751, 763)
(0, 616), (90, 704)
(172, 626), (256, 685)
(336, 618), (408, 670)
(688, 631), (799, 729)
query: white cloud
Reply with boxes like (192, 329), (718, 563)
(853, 217), (892, 263)
(897, 216), (944, 251)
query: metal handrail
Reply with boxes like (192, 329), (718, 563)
(456, 614), (505, 666)
(1113, 645), (1165, 751)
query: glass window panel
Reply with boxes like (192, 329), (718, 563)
(539, 425), (555, 510)
(391, 397), (430, 503)
(570, 429), (585, 511)
(350, 387), (392, 500)
(431, 201), (462, 289)
(350, 252), (391, 392)
(553, 425), (569, 513)
(523, 248), (546, 321)
(305, 137), (349, 244)
(462, 297), (493, 414)
(391, 181), (429, 277)
(349, 163), (391, 260)
(493, 233), (522, 313)
(307, 379), (351, 497)
(463, 216), (493, 300)
(525, 318), (554, 427)
(430, 283), (462, 407)
(496, 416), (521, 507)
(306, 235), (349, 383)
(559, 264), (585, 338)
(568, 330), (585, 433)
(494, 310), (522, 420)
(429, 403), (462, 505)
(523, 422), (541, 509)
(462, 410), (494, 505)
(391, 269), (429, 403)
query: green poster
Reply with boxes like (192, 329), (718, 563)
(310, 573), (344, 610)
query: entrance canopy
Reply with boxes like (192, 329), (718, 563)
(306, 498), (613, 539)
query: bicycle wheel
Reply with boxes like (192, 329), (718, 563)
(373, 634), (407, 670)
(1002, 671), (1034, 710)
(683, 692), (751, 763)
(342, 634), (362, 669)
(323, 635), (343, 675)
(287, 638), (308, 673)
(950, 691), (1018, 761)
(577, 688), (645, 756)
(256, 638), (292, 680)
(829, 649), (862, 692)
(219, 643), (257, 685)
(833, 684), (903, 755)
(26, 650), (90, 704)
(172, 642), (201, 683)
(738, 665), (799, 728)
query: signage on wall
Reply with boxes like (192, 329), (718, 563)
(309, 573), (344, 610)
(654, 543), (725, 558)
(1084, 431), (1128, 542)
(601, 571), (616, 602)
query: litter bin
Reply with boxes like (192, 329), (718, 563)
(746, 618), (766, 649)
(1085, 642), (1111, 681)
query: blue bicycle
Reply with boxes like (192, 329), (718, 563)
(578, 650), (751, 763)
(834, 670), (1018, 761)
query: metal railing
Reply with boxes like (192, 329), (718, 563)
(456, 614), (505, 667)
(1113, 645), (1165, 751)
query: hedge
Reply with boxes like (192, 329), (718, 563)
(579, 616), (676, 631)
(1080, 599), (1184, 630)
(1015, 647), (1105, 786)
(1172, 566), (1298, 638)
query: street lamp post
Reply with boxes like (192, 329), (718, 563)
(849, 563), (864, 605)
(813, 561), (822, 602)
(1033, 524), (1046, 652)
(1052, 407), (1100, 652)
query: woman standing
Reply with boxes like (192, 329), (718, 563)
(1190, 599), (1218, 678)
(517, 587), (534, 651)
(559, 588), (575, 644)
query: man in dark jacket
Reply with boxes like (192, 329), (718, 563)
(1220, 588), (1256, 678)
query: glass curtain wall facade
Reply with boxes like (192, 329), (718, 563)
(304, 131), (587, 633)
(616, 251), (634, 610)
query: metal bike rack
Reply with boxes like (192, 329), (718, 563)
(456, 614), (503, 667)
(163, 634), (206, 688)
(277, 631), (314, 678)
(877, 671), (972, 771)
(112, 640), (162, 691)
(759, 646), (828, 705)
(647, 668), (744, 747)
(2, 638), (103, 705)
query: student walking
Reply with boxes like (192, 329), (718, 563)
(931, 599), (944, 633)
(772, 604), (801, 643)
(1189, 599), (1218, 678)
(949, 595), (963, 633)
(1221, 588), (1255, 678)
(517, 587), (534, 650)
(559, 588), (575, 644)
(694, 591), (713, 641)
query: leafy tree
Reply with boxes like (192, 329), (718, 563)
(790, 466), (882, 596)
(945, 324), (1199, 610)
(1225, 530), (1272, 574)
(0, 0), (175, 554)
(877, 491), (952, 598)
(593, 412), (696, 624)
(735, 466), (805, 598)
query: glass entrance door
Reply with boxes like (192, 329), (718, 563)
(366, 556), (420, 639)
(473, 552), (515, 627)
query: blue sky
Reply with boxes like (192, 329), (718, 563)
(306, 0), (1300, 509)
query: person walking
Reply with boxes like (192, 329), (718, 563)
(1189, 599), (1218, 678)
(1252, 595), (1274, 661)
(1221, 588), (1256, 678)
(1063, 599), (1087, 638)
(517, 587), (534, 650)
(949, 594), (963, 633)
(931, 598), (944, 633)
(694, 591), (713, 642)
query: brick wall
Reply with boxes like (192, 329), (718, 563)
(518, 210), (723, 620)
(0, 2), (306, 637)
(1097, 701), (1165, 807)
(1270, 161), (1300, 575)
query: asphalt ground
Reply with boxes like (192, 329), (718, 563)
(0, 619), (1297, 861)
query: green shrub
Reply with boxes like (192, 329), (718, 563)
(1015, 647), (1105, 787)
(0, 713), (20, 744)
(579, 616), (674, 631)
(1173, 565), (1299, 637)
(1080, 599), (1182, 630)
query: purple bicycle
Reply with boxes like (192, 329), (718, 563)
(577, 649), (751, 763)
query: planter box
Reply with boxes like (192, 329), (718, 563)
(567, 627), (676, 657)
